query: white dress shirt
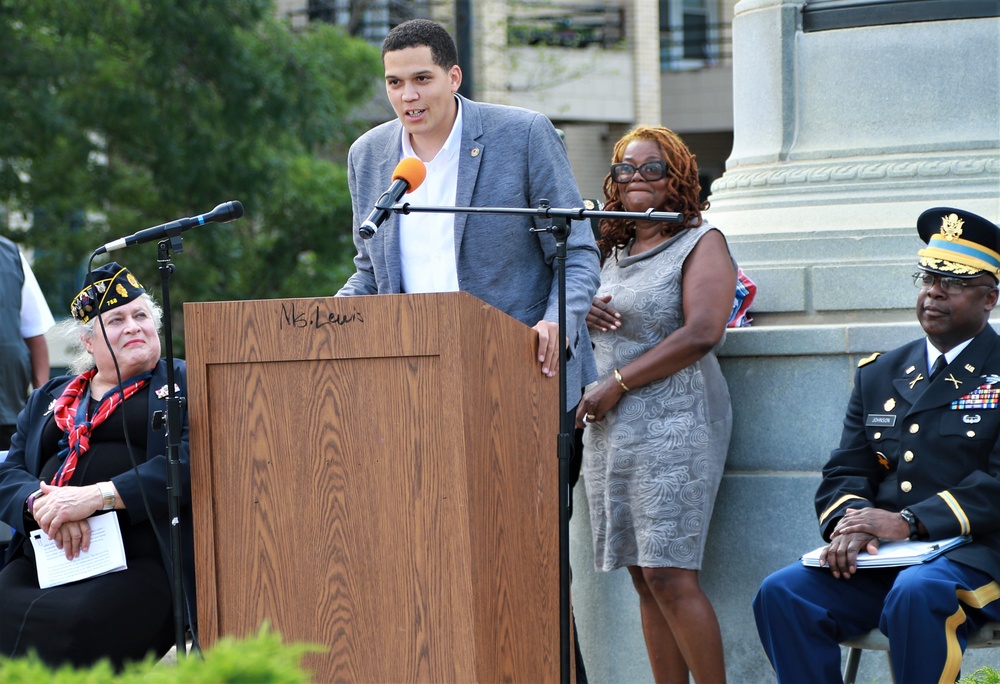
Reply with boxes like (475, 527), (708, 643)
(926, 337), (973, 373)
(397, 96), (463, 294)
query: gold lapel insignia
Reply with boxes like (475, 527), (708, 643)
(884, 398), (896, 412)
(909, 373), (924, 389)
(470, 148), (480, 157)
(906, 365), (916, 374)
(965, 364), (976, 373)
(945, 374), (962, 389)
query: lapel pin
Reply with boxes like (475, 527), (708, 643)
(945, 374), (962, 389)
(965, 364), (976, 373)
(906, 365), (916, 375)
(155, 384), (181, 399)
(884, 398), (896, 411)
(909, 373), (924, 389)
(470, 148), (480, 157)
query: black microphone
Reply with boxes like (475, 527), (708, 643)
(94, 200), (245, 254)
(360, 158), (427, 239)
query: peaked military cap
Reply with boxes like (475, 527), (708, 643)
(917, 207), (1000, 280)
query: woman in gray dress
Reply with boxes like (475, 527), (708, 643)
(577, 126), (736, 683)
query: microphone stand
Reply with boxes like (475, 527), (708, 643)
(154, 235), (189, 658)
(374, 199), (682, 683)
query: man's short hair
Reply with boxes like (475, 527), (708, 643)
(382, 19), (458, 70)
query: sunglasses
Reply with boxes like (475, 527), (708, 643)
(610, 161), (669, 184)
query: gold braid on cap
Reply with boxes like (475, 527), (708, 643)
(917, 256), (993, 277)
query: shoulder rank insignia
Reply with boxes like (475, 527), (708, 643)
(858, 352), (881, 368)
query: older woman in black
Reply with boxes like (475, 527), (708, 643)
(0, 262), (192, 669)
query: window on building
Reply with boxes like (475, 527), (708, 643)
(306, 0), (430, 41)
(659, 0), (719, 71)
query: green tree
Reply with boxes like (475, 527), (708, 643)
(0, 0), (381, 350)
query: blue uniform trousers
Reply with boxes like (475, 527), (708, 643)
(753, 556), (1000, 683)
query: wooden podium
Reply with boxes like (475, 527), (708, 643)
(184, 293), (563, 682)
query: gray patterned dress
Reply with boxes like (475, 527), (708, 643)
(583, 224), (732, 571)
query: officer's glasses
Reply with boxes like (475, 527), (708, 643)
(912, 271), (997, 295)
(610, 161), (669, 184)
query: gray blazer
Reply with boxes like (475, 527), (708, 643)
(337, 95), (602, 403)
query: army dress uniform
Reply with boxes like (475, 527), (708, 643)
(754, 207), (1000, 684)
(817, 327), (1000, 583)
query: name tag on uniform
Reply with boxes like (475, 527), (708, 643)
(866, 414), (896, 427)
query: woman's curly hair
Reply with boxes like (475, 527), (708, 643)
(598, 126), (708, 260)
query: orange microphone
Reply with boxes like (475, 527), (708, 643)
(359, 157), (427, 239)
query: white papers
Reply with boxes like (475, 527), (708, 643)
(801, 535), (971, 569)
(29, 512), (127, 588)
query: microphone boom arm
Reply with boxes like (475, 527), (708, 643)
(388, 202), (683, 224)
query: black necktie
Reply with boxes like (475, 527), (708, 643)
(929, 355), (947, 380)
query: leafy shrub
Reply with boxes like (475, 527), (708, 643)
(0, 625), (324, 683)
(961, 666), (1000, 684)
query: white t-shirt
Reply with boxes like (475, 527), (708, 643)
(20, 252), (55, 338)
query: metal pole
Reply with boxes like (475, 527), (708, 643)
(455, 0), (474, 99)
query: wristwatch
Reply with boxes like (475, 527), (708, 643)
(97, 481), (116, 511)
(900, 508), (920, 540)
(26, 488), (44, 518)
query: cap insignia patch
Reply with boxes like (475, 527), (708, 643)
(940, 213), (964, 241)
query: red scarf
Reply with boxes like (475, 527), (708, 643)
(50, 369), (151, 486)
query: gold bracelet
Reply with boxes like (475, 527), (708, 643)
(614, 368), (630, 392)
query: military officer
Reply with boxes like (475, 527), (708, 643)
(753, 207), (1000, 683)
